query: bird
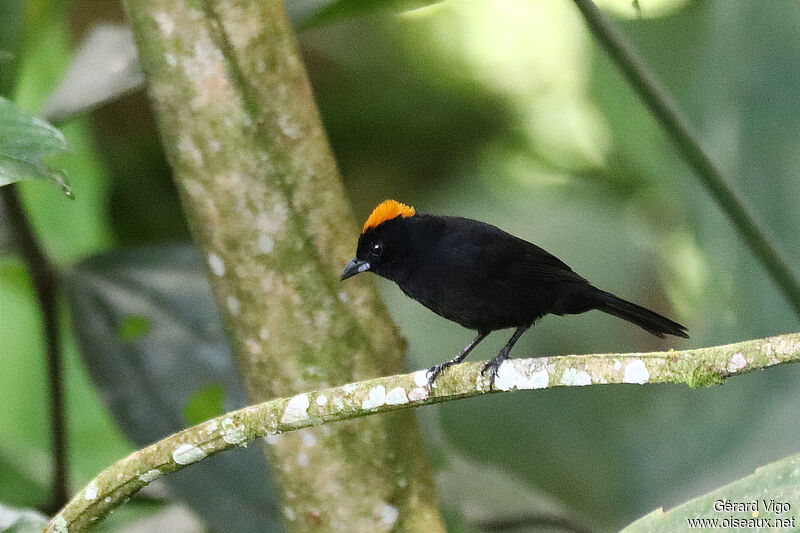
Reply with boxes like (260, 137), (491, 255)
(340, 200), (688, 389)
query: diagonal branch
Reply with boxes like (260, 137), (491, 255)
(46, 332), (800, 532)
(571, 0), (800, 318)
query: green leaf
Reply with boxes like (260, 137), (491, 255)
(0, 96), (71, 195)
(0, 502), (48, 533)
(621, 453), (800, 532)
(65, 245), (283, 533)
(0, 453), (47, 510)
(184, 383), (225, 425)
(118, 315), (151, 342)
(290, 0), (443, 30)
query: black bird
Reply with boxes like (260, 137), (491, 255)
(341, 200), (688, 388)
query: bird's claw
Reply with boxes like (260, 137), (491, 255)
(480, 360), (499, 390)
(481, 352), (507, 391)
(426, 363), (449, 390)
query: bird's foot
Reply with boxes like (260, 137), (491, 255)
(427, 362), (455, 390)
(481, 351), (509, 391)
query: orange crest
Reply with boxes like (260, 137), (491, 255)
(362, 200), (416, 233)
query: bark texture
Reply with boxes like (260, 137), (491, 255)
(121, 0), (444, 530)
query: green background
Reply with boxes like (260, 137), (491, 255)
(1, 0), (799, 531)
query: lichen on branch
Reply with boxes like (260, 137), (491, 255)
(46, 332), (800, 532)
(122, 0), (441, 529)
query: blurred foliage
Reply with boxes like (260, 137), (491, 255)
(64, 246), (283, 533)
(290, 0), (444, 29)
(0, 97), (71, 194)
(621, 452), (800, 532)
(1, 0), (799, 531)
(0, 503), (48, 533)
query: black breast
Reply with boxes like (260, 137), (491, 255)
(391, 215), (584, 330)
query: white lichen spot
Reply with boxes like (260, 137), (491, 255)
(597, 375), (608, 384)
(562, 368), (591, 386)
(494, 359), (550, 391)
(207, 139), (220, 153)
(226, 295), (241, 316)
(153, 12), (175, 37)
(413, 370), (429, 387)
(84, 481), (99, 501)
(178, 137), (203, 166)
(343, 383), (357, 395)
(315, 394), (328, 406)
(728, 352), (747, 372)
(281, 394), (310, 424)
(386, 387), (409, 405)
(297, 452), (309, 467)
(182, 178), (206, 200)
(284, 507), (297, 521)
(207, 253), (225, 276)
(312, 310), (331, 332)
(139, 469), (162, 483)
(264, 434), (280, 445)
(337, 291), (349, 303)
(259, 327), (270, 341)
(397, 477), (407, 488)
(245, 338), (262, 355)
(172, 444), (206, 465)
(181, 40), (231, 110)
(53, 515), (68, 533)
(222, 417), (246, 445)
(301, 432), (317, 447)
(104, 497), (111, 503)
(377, 503), (399, 526)
(206, 419), (219, 433)
(613, 359), (622, 370)
(622, 360), (650, 384)
(560, 368), (578, 386)
(333, 397), (345, 410)
(408, 387), (429, 401)
(772, 338), (796, 357)
(164, 53), (177, 67)
(277, 113), (301, 139)
(362, 385), (387, 409)
(258, 234), (275, 254)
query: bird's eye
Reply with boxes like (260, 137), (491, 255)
(370, 242), (384, 257)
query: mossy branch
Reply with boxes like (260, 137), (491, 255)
(46, 332), (800, 532)
(123, 0), (442, 528)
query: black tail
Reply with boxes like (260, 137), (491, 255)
(591, 289), (688, 339)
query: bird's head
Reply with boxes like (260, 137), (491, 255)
(341, 199), (416, 281)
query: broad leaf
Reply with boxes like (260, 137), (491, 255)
(621, 452), (800, 532)
(0, 97), (71, 195)
(41, 24), (143, 124)
(65, 245), (283, 533)
(0, 503), (47, 533)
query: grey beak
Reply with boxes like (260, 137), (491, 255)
(340, 258), (370, 280)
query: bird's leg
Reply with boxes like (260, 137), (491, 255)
(481, 325), (530, 390)
(427, 331), (489, 389)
